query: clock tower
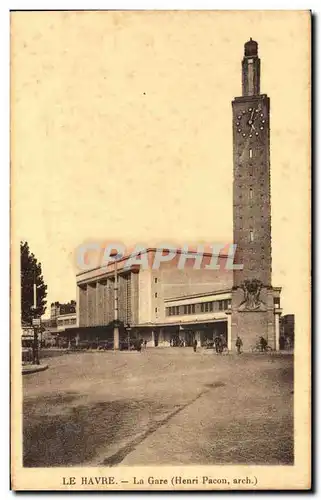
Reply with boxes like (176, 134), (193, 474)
(231, 39), (281, 351)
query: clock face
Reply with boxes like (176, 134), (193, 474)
(235, 107), (266, 138)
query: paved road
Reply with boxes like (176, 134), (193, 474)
(23, 349), (293, 467)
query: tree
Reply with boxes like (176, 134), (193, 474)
(20, 241), (47, 325)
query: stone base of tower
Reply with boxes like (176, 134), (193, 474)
(231, 287), (281, 352)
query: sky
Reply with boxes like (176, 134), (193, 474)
(11, 11), (310, 319)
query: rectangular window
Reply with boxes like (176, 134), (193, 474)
(201, 303), (204, 313)
(219, 301), (223, 311)
(250, 230), (254, 242)
(191, 304), (195, 314)
(205, 303), (209, 313)
(176, 306), (180, 315)
(155, 292), (158, 298)
(187, 305), (191, 314)
(209, 302), (213, 312)
(184, 305), (187, 314)
(154, 278), (158, 283)
(249, 148), (253, 159)
(249, 188), (253, 200)
(155, 307), (158, 313)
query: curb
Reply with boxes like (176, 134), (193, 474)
(22, 364), (49, 375)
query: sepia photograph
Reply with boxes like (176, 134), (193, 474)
(10, 10), (311, 491)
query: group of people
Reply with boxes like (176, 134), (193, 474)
(213, 335), (227, 354)
(133, 334), (269, 354)
(135, 339), (148, 352)
(170, 338), (187, 347)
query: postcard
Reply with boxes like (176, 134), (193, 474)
(11, 10), (311, 491)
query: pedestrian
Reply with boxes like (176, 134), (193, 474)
(144, 339), (147, 350)
(193, 338), (197, 353)
(214, 335), (221, 354)
(260, 336), (268, 352)
(235, 336), (243, 354)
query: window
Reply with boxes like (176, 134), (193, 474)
(274, 297), (280, 308)
(184, 305), (187, 314)
(218, 301), (223, 311)
(191, 304), (195, 314)
(201, 303), (204, 313)
(187, 305), (191, 314)
(154, 278), (158, 283)
(176, 306), (180, 315)
(249, 148), (253, 159)
(155, 292), (158, 298)
(209, 302), (213, 312)
(155, 307), (158, 313)
(250, 230), (254, 242)
(249, 188), (253, 200)
(205, 302), (209, 313)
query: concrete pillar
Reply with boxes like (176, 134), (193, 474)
(149, 330), (155, 347)
(114, 327), (119, 350)
(226, 312), (232, 351)
(86, 285), (89, 326)
(76, 286), (80, 327)
(96, 282), (100, 326)
(275, 313), (280, 351)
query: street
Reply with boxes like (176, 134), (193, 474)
(23, 349), (293, 467)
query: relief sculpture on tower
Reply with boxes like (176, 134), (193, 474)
(238, 278), (266, 311)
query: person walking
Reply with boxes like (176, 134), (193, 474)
(214, 335), (221, 354)
(193, 338), (198, 353)
(235, 336), (243, 354)
(259, 336), (268, 352)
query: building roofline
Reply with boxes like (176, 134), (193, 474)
(76, 246), (230, 277)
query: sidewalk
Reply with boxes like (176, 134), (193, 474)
(22, 364), (48, 375)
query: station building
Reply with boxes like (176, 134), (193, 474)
(71, 39), (283, 352)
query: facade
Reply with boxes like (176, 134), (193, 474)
(74, 39), (282, 351)
(76, 249), (234, 348)
(50, 301), (76, 321)
(280, 314), (295, 349)
(56, 312), (77, 332)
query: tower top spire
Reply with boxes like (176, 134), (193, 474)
(242, 39), (260, 96)
(244, 38), (258, 58)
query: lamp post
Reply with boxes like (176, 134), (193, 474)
(31, 277), (40, 365)
(111, 250), (119, 350)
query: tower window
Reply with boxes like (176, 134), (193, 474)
(249, 148), (253, 159)
(249, 188), (253, 200)
(250, 230), (254, 242)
